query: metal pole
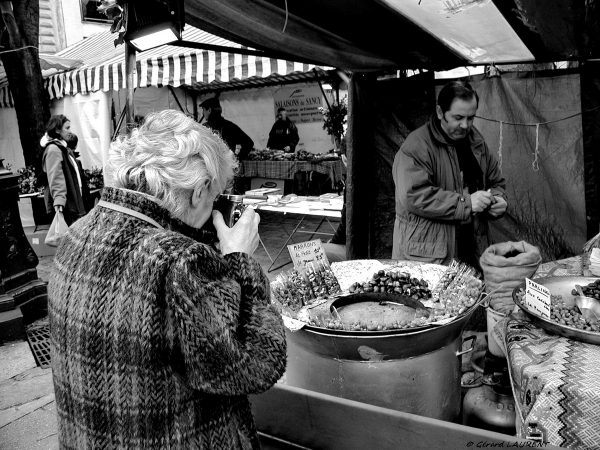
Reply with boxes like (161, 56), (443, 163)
(125, 43), (136, 129)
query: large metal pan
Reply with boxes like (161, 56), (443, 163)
(512, 276), (600, 345)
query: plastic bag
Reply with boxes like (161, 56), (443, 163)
(45, 212), (69, 247)
(480, 241), (541, 314)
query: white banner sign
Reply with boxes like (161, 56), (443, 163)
(274, 85), (323, 123)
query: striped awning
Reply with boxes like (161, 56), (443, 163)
(0, 26), (328, 108)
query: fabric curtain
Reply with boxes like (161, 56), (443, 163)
(364, 70), (587, 261)
(469, 71), (586, 260)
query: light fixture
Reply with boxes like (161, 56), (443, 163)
(124, 0), (184, 52)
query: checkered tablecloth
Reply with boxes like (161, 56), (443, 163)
(493, 255), (600, 449)
(237, 160), (346, 185)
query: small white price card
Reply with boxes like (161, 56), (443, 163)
(288, 239), (328, 269)
(525, 278), (551, 319)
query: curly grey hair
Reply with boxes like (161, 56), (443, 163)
(107, 109), (237, 219)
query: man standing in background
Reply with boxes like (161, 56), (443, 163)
(267, 107), (300, 153)
(200, 97), (254, 160)
(392, 81), (507, 269)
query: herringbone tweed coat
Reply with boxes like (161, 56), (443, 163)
(49, 187), (287, 449)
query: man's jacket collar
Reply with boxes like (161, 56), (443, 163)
(427, 115), (486, 153)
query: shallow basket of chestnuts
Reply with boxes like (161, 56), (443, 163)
(512, 276), (600, 345)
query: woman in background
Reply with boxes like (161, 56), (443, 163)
(40, 115), (86, 225)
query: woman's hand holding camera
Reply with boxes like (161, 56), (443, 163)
(212, 208), (260, 256)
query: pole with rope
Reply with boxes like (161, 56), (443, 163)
(125, 42), (136, 130)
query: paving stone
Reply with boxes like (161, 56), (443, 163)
(0, 341), (36, 382)
(0, 401), (58, 450)
(35, 256), (55, 284)
(0, 367), (54, 412)
(0, 393), (55, 430)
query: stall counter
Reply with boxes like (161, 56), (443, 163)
(495, 254), (600, 449)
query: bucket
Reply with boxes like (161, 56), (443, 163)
(486, 306), (507, 358)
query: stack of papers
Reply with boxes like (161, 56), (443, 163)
(590, 248), (600, 276)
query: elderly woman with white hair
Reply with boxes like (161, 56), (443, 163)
(49, 110), (287, 449)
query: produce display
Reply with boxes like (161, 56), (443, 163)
(308, 307), (431, 332)
(435, 262), (483, 317)
(516, 285), (600, 333)
(273, 260), (487, 333)
(348, 270), (431, 300)
(571, 280), (600, 300)
(246, 148), (340, 162)
(271, 261), (341, 315)
(551, 296), (600, 332)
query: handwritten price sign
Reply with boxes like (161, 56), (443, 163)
(288, 240), (329, 269)
(525, 278), (551, 319)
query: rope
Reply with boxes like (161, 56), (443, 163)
(498, 120), (503, 172)
(477, 105), (600, 172)
(476, 105), (600, 126)
(282, 0), (289, 33)
(0, 45), (38, 56)
(532, 123), (540, 171)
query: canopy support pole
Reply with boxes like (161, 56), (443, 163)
(125, 43), (136, 129)
(581, 61), (600, 239)
(168, 86), (186, 114)
(346, 73), (375, 259)
(112, 105), (127, 141)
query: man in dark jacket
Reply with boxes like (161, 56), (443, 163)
(200, 97), (254, 160)
(392, 81), (507, 268)
(267, 107), (300, 152)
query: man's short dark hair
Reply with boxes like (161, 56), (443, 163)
(437, 81), (479, 114)
(277, 107), (286, 113)
(46, 114), (70, 140)
(65, 133), (78, 150)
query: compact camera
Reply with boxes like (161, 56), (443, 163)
(213, 194), (247, 227)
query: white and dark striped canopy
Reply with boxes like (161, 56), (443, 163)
(0, 26), (328, 108)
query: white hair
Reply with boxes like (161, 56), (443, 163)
(107, 109), (237, 219)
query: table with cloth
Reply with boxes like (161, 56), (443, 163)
(492, 255), (600, 449)
(237, 160), (346, 189)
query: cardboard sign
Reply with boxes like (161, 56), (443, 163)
(525, 278), (551, 319)
(288, 239), (329, 268)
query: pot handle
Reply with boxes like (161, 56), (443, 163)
(456, 335), (477, 357)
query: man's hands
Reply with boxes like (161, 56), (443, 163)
(470, 191), (507, 216)
(470, 191), (493, 213)
(212, 207), (260, 256)
(488, 196), (507, 217)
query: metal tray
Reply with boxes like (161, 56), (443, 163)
(512, 276), (600, 345)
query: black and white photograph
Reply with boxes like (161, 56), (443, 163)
(0, 0), (599, 449)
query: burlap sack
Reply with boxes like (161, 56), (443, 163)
(480, 241), (542, 314)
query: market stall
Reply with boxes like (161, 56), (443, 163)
(240, 149), (345, 194)
(0, 26), (338, 173)
(489, 255), (600, 449)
